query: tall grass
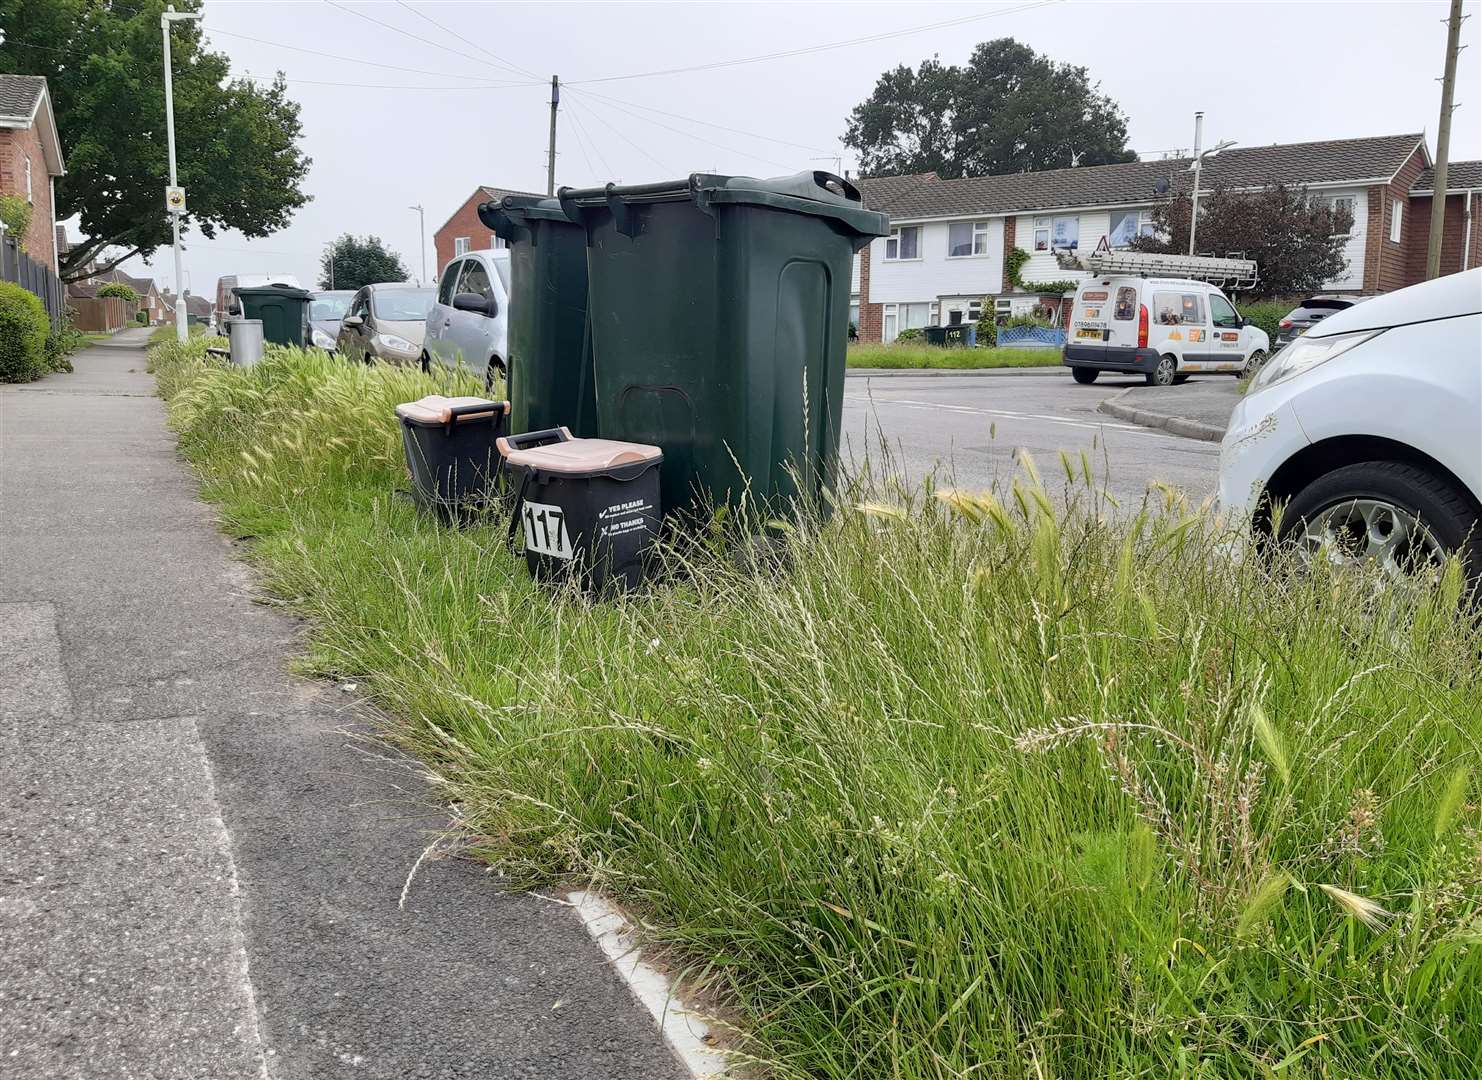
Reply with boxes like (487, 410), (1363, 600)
(153, 338), (1482, 1079)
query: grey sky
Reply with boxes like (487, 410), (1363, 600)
(124, 0), (1482, 298)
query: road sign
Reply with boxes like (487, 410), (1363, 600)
(165, 186), (186, 214)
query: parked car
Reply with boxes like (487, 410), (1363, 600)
(1063, 276), (1269, 386)
(423, 249), (510, 386)
(334, 283), (437, 365)
(308, 290), (355, 352)
(214, 272), (301, 333)
(1219, 267), (1481, 584)
(1275, 295), (1362, 348)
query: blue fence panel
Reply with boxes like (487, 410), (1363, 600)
(997, 325), (1066, 349)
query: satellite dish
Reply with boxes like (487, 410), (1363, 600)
(1153, 177), (1171, 195)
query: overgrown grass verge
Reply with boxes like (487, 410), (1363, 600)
(151, 337), (1481, 1079)
(848, 343), (1060, 369)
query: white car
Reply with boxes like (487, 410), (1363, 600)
(422, 249), (510, 388)
(1065, 276), (1269, 386)
(1218, 267), (1481, 581)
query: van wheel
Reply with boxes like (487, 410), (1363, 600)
(1071, 368), (1099, 385)
(1146, 355), (1178, 386)
(1244, 350), (1268, 376)
(484, 357), (506, 393)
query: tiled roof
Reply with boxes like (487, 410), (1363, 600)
(1413, 160), (1482, 193)
(480, 185), (543, 203)
(858, 133), (1427, 219)
(0, 74), (47, 120)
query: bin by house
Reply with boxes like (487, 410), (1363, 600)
(234, 284), (311, 348)
(923, 325), (947, 346)
(559, 171), (889, 520)
(395, 395), (510, 518)
(478, 195), (598, 439)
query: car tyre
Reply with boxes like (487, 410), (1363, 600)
(1071, 368), (1099, 385)
(484, 357), (506, 394)
(1278, 460), (1481, 584)
(1244, 349), (1268, 377)
(1146, 354), (1178, 387)
(420, 352), (431, 374)
(1172, 373), (1191, 385)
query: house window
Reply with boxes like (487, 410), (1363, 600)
(488, 234), (508, 250)
(1108, 210), (1153, 248)
(968, 299), (982, 322)
(454, 236), (471, 256)
(1033, 216), (1050, 252)
(883, 304), (897, 342)
(947, 221), (990, 257)
(884, 226), (920, 260)
(1389, 200), (1403, 243)
(1327, 196), (1356, 236)
(1051, 215), (1079, 251)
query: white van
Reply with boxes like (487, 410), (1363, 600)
(1063, 276), (1269, 386)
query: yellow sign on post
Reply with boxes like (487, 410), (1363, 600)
(165, 186), (186, 214)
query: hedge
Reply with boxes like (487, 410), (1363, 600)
(0, 281), (51, 382)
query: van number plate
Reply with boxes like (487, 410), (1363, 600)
(1076, 327), (1104, 340)
(522, 500), (573, 560)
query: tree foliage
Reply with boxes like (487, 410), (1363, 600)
(0, 194), (34, 248)
(319, 234), (408, 292)
(97, 281), (139, 302)
(0, 0), (311, 281)
(1131, 185), (1353, 298)
(843, 39), (1136, 179)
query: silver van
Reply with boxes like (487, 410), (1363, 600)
(422, 249), (510, 386)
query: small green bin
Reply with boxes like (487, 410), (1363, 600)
(234, 284), (311, 348)
(478, 196), (597, 438)
(561, 171), (889, 520)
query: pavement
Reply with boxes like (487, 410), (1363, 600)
(0, 329), (685, 1079)
(842, 370), (1223, 507)
(1097, 379), (1243, 442)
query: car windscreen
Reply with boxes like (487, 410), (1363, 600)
(371, 288), (436, 321)
(493, 258), (511, 293)
(309, 294), (352, 321)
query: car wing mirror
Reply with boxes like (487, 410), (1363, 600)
(342, 315), (363, 328)
(452, 291), (498, 319)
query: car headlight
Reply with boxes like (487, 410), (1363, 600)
(377, 333), (416, 353)
(311, 327), (335, 349)
(1251, 328), (1383, 392)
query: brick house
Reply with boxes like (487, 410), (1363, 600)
(432, 186), (542, 278)
(852, 134), (1480, 344)
(1403, 160), (1482, 287)
(68, 267), (167, 324)
(0, 74), (65, 273)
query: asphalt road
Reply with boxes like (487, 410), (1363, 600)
(842, 369), (1224, 509)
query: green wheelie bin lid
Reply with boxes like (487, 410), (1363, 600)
(477, 195), (597, 439)
(234, 284), (312, 349)
(558, 171), (889, 522)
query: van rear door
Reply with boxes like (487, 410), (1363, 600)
(1070, 285), (1113, 359)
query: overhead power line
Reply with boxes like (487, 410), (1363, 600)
(572, 87), (837, 155)
(205, 25), (530, 84)
(566, 0), (1062, 86)
(392, 0), (542, 81)
(567, 86), (793, 172)
(322, 0), (539, 84)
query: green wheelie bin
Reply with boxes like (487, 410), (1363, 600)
(560, 171), (889, 521)
(477, 195), (598, 438)
(233, 284), (312, 348)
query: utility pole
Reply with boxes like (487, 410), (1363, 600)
(408, 205), (425, 283)
(1187, 112), (1204, 256)
(324, 240), (335, 290)
(161, 5), (201, 344)
(1426, 0), (1466, 280)
(547, 75), (559, 196)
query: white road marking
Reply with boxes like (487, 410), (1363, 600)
(843, 395), (1195, 440)
(568, 890), (730, 1079)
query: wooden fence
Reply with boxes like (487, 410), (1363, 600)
(70, 296), (139, 332)
(0, 236), (66, 329)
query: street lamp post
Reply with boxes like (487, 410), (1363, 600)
(409, 204), (425, 284)
(161, 5), (201, 343)
(1186, 112), (1235, 257)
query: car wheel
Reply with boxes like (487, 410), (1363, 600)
(484, 357), (506, 394)
(420, 352), (431, 374)
(1244, 349), (1268, 376)
(1146, 354), (1178, 386)
(1279, 461), (1481, 584)
(1071, 367), (1099, 385)
(1172, 373), (1191, 385)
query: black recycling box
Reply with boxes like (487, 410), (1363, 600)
(498, 427), (662, 593)
(395, 395), (510, 518)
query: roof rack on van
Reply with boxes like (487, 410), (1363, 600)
(1082, 250), (1259, 290)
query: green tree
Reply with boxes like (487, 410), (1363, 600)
(0, 0), (311, 282)
(1131, 185), (1353, 298)
(319, 234), (408, 292)
(844, 39), (1137, 179)
(97, 281), (139, 302)
(0, 194), (34, 248)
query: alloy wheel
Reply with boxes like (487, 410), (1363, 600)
(1297, 497), (1445, 578)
